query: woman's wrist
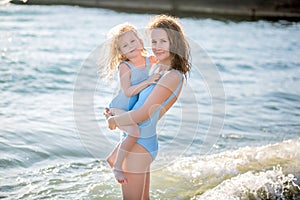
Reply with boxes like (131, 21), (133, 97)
(112, 110), (136, 126)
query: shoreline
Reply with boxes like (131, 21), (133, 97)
(10, 0), (300, 21)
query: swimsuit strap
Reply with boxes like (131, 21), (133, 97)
(145, 57), (150, 70)
(120, 61), (135, 70)
(121, 56), (150, 70)
(162, 70), (183, 106)
(149, 63), (160, 75)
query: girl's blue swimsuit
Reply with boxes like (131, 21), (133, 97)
(132, 70), (183, 160)
(109, 57), (150, 111)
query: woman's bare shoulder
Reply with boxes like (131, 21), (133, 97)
(164, 70), (181, 81)
(158, 70), (181, 89)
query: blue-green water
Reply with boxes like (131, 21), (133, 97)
(1, 4), (300, 199)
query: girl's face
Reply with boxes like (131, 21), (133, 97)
(151, 28), (170, 65)
(118, 31), (142, 59)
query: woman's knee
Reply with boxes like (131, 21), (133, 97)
(122, 172), (148, 200)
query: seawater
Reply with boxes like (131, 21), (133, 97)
(1, 4), (300, 199)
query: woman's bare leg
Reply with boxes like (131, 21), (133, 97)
(122, 143), (152, 200)
(122, 172), (148, 199)
(142, 171), (150, 200)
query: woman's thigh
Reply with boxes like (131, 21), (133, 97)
(122, 143), (152, 173)
(121, 143), (152, 200)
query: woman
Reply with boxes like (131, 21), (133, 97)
(106, 14), (191, 199)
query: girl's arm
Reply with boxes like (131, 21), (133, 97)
(119, 63), (160, 97)
(108, 70), (181, 128)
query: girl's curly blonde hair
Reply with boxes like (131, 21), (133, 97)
(99, 23), (147, 80)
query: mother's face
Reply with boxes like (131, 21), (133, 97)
(150, 28), (170, 64)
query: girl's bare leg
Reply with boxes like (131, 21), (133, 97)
(106, 139), (133, 184)
(106, 142), (120, 168)
(122, 143), (152, 200)
(113, 134), (139, 184)
(105, 108), (140, 184)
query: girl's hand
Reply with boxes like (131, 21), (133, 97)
(107, 116), (117, 130)
(103, 107), (113, 120)
(147, 73), (161, 84)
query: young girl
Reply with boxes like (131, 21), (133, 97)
(106, 15), (191, 199)
(103, 23), (159, 184)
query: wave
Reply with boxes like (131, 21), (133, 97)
(151, 137), (300, 199)
(195, 166), (300, 200)
(1, 138), (299, 199)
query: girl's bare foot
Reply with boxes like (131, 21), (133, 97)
(113, 168), (128, 184)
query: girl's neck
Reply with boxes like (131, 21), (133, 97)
(128, 54), (145, 68)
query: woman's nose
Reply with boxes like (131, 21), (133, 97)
(155, 42), (162, 49)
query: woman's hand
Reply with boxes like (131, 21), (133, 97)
(107, 116), (117, 130)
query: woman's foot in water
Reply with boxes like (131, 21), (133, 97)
(113, 168), (128, 184)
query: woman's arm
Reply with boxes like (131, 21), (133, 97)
(158, 90), (179, 119)
(108, 70), (181, 128)
(119, 63), (160, 97)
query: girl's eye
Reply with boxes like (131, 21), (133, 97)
(131, 40), (135, 43)
(151, 41), (157, 44)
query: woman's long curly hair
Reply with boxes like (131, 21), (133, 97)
(148, 15), (191, 77)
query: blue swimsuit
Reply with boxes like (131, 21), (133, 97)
(132, 70), (183, 160)
(109, 57), (150, 111)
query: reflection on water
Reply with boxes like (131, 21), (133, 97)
(0, 4), (300, 199)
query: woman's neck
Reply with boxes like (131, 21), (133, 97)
(157, 64), (171, 72)
(158, 59), (171, 71)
